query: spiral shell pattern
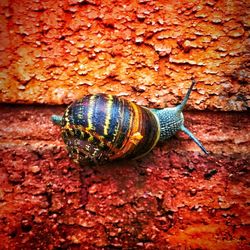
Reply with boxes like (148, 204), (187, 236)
(61, 94), (160, 164)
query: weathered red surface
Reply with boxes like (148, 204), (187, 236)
(0, 105), (249, 249)
(0, 0), (249, 249)
(0, 0), (249, 110)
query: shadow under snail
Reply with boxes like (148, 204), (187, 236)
(51, 79), (208, 164)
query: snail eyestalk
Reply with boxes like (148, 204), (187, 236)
(51, 115), (63, 126)
(176, 78), (196, 112)
(181, 125), (209, 154)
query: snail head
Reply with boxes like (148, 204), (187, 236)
(153, 78), (208, 154)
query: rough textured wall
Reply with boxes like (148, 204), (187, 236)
(0, 0), (249, 249)
(1, 0), (249, 110)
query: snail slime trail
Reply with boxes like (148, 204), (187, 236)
(51, 79), (208, 164)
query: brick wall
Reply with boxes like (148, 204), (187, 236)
(0, 0), (249, 249)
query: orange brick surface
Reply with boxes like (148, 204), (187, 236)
(0, 0), (249, 110)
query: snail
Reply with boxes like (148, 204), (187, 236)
(51, 79), (208, 164)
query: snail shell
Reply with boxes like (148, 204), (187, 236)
(61, 94), (160, 163)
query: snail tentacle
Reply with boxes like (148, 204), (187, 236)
(51, 115), (63, 126)
(180, 125), (209, 155)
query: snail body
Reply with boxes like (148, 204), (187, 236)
(52, 79), (208, 164)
